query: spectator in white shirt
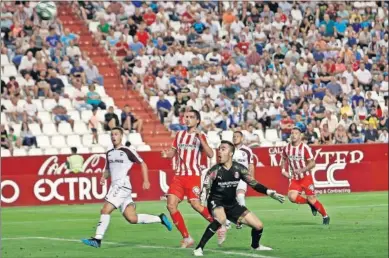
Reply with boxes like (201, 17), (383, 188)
(155, 70), (170, 94)
(354, 63), (373, 91)
(339, 76), (352, 97)
(66, 40), (81, 59)
(237, 69), (252, 90)
(186, 92), (202, 111)
(72, 80), (93, 111)
(84, 59), (104, 86)
(23, 73), (36, 98)
(295, 57), (308, 79)
(320, 110), (339, 134)
(380, 74), (388, 102)
(19, 51), (36, 72)
(132, 59), (146, 79)
(23, 95), (42, 128)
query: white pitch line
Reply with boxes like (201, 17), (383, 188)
(2, 237), (276, 258)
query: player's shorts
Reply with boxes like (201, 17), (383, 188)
(167, 175), (201, 202)
(236, 180), (247, 192)
(288, 175), (315, 196)
(105, 182), (134, 214)
(208, 199), (250, 225)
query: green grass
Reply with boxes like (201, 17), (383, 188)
(2, 192), (388, 258)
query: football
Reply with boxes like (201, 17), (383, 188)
(36, 1), (57, 20)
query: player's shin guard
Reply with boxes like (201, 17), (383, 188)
(294, 195), (308, 204)
(171, 211), (190, 238)
(237, 193), (246, 206)
(95, 214), (110, 240)
(251, 228), (263, 249)
(137, 214), (162, 224)
(199, 207), (214, 222)
(196, 220), (222, 250)
(312, 200), (328, 217)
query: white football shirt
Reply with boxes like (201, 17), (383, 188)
(106, 146), (143, 185)
(233, 144), (254, 169)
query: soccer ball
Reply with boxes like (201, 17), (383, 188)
(36, 1), (57, 20)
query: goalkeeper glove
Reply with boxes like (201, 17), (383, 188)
(266, 189), (285, 204)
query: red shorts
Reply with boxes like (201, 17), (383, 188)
(167, 176), (201, 202)
(288, 175), (315, 196)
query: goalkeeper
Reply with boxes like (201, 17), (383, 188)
(194, 141), (285, 256)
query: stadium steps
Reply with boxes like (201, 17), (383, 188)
(58, 5), (172, 150)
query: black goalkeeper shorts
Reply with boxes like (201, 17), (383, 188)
(207, 199), (249, 225)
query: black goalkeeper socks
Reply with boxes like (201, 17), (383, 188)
(196, 220), (222, 249)
(251, 228), (263, 249)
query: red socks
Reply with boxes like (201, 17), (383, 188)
(171, 211), (189, 238)
(295, 195), (308, 204)
(312, 200), (328, 217)
(199, 207), (214, 222)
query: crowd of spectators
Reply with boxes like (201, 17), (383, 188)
(1, 1), (389, 155)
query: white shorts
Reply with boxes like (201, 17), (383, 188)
(237, 180), (247, 192)
(105, 183), (134, 214)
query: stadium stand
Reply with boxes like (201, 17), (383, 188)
(1, 1), (388, 156)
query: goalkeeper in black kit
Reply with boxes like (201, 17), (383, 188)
(193, 141), (285, 256)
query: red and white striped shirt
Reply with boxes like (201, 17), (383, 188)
(172, 130), (206, 176)
(282, 142), (314, 180)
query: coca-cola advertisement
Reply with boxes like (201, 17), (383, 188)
(1, 144), (388, 207)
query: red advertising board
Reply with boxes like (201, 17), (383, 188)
(1, 144), (388, 207)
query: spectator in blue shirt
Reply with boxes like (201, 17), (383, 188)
(312, 78), (326, 100)
(156, 91), (172, 124)
(351, 88), (364, 109)
(130, 36), (144, 55)
(193, 17), (206, 34)
(61, 28), (79, 48)
(46, 27), (61, 57)
(319, 14), (335, 37)
(334, 16), (347, 39)
(70, 60), (86, 84)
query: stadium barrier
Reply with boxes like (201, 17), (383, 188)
(1, 144), (388, 207)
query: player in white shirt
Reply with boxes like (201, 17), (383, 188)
(82, 127), (172, 248)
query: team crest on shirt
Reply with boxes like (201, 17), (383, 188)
(192, 186), (200, 196)
(234, 172), (240, 179)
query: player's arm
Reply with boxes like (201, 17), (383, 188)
(239, 165), (285, 203)
(200, 167), (216, 205)
(248, 149), (255, 177)
(125, 147), (151, 190)
(196, 130), (214, 158)
(140, 161), (150, 190)
(280, 147), (291, 178)
(161, 133), (178, 159)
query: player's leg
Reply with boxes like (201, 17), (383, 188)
(81, 201), (115, 248)
(194, 206), (226, 256)
(166, 177), (193, 247)
(187, 177), (213, 222)
(121, 200), (172, 231)
(239, 211), (272, 251)
(235, 180), (247, 229)
(288, 180), (318, 216)
(303, 177), (329, 224)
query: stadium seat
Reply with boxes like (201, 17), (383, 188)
(38, 111), (53, 123)
(59, 98), (73, 111)
(1, 112), (8, 125)
(42, 123), (57, 136)
(1, 54), (9, 66)
(96, 110), (106, 122)
(51, 135), (67, 147)
(68, 110), (81, 121)
(95, 86), (107, 97)
(260, 141), (274, 147)
(149, 96), (158, 109)
(67, 135), (82, 147)
(2, 76), (9, 84)
(207, 131), (221, 148)
(74, 122), (89, 135)
(44, 148), (59, 155)
(253, 130), (266, 142)
(221, 130), (233, 142)
(90, 145), (105, 153)
(59, 148), (72, 155)
(29, 148), (43, 156)
(1, 148), (11, 157)
(82, 134), (94, 147)
(265, 129), (280, 142)
(88, 21), (99, 32)
(81, 110), (93, 123)
(13, 148), (27, 156)
(43, 99), (57, 111)
(58, 122), (73, 135)
(275, 141), (287, 147)
(77, 147), (90, 154)
(102, 97), (115, 108)
(37, 135), (51, 148)
(137, 145), (151, 152)
(64, 86), (75, 97)
(98, 133), (111, 147)
(128, 133), (144, 146)
(2, 99), (13, 110)
(32, 99), (44, 111)
(3, 64), (17, 77)
(28, 123), (42, 136)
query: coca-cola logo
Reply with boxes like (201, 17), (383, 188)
(38, 154), (106, 176)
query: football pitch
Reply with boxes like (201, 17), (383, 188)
(2, 192), (388, 258)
